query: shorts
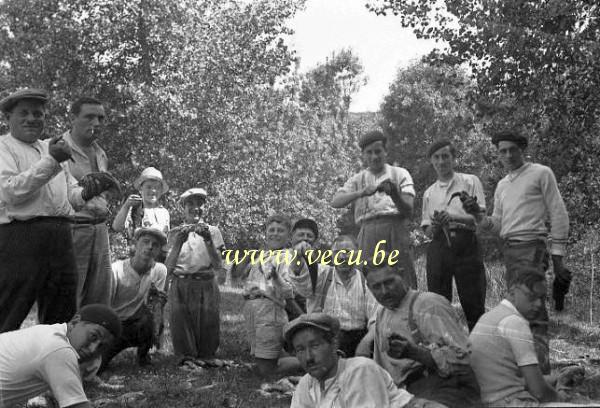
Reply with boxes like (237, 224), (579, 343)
(243, 297), (287, 359)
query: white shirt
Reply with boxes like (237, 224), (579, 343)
(0, 324), (88, 408)
(289, 266), (378, 330)
(173, 225), (224, 274)
(291, 357), (414, 408)
(110, 259), (167, 320)
(0, 134), (85, 224)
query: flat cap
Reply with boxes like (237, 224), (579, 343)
(134, 226), (168, 246)
(427, 139), (453, 158)
(179, 188), (208, 203)
(292, 218), (319, 239)
(79, 304), (122, 338)
(491, 131), (528, 148)
(0, 88), (48, 113)
(358, 130), (387, 150)
(133, 167), (169, 194)
(283, 313), (340, 344)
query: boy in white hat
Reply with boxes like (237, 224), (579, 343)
(113, 166), (171, 259)
(164, 188), (226, 363)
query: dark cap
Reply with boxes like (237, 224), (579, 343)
(0, 88), (48, 113)
(134, 227), (167, 246)
(292, 218), (319, 240)
(283, 313), (341, 344)
(79, 304), (122, 338)
(427, 139), (454, 158)
(491, 131), (528, 148)
(358, 130), (387, 150)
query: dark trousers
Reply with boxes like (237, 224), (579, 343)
(338, 329), (367, 357)
(406, 367), (481, 408)
(99, 305), (154, 372)
(0, 219), (78, 333)
(503, 239), (550, 374)
(426, 230), (486, 331)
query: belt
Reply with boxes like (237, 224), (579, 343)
(71, 217), (108, 225)
(8, 216), (72, 224)
(503, 238), (547, 248)
(173, 272), (214, 281)
(361, 213), (404, 223)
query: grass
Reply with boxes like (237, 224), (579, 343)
(20, 256), (600, 406)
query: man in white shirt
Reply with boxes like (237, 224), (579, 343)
(0, 304), (121, 408)
(0, 89), (114, 333)
(286, 313), (443, 408)
(331, 130), (417, 287)
(463, 130), (570, 373)
(99, 227), (167, 372)
(470, 269), (585, 407)
(421, 140), (486, 330)
(289, 235), (378, 357)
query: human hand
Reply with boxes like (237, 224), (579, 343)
(387, 333), (411, 359)
(361, 184), (378, 197)
(195, 223), (212, 242)
(48, 135), (73, 163)
(126, 194), (143, 208)
(376, 179), (399, 197)
(432, 210), (450, 226)
(553, 256), (571, 284)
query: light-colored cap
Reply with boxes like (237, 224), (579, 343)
(283, 313), (341, 344)
(133, 227), (167, 246)
(133, 167), (169, 195)
(179, 188), (208, 203)
(0, 88), (48, 113)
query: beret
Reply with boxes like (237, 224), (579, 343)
(134, 227), (168, 246)
(292, 218), (319, 239)
(283, 313), (340, 345)
(79, 304), (122, 338)
(427, 139), (453, 158)
(133, 167), (169, 194)
(359, 130), (387, 150)
(0, 88), (48, 113)
(491, 131), (528, 148)
(179, 188), (208, 203)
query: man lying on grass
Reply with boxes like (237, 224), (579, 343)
(0, 304), (121, 408)
(286, 313), (445, 408)
(470, 268), (589, 407)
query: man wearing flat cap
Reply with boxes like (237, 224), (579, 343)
(164, 187), (226, 363)
(332, 130), (417, 287)
(99, 227), (167, 371)
(421, 139), (486, 331)
(0, 303), (121, 408)
(462, 130), (570, 374)
(0, 89), (115, 333)
(286, 313), (442, 408)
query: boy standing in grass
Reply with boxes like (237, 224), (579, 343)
(165, 188), (225, 363)
(241, 215), (302, 377)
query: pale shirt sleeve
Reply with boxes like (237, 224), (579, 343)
(275, 257), (296, 300)
(470, 174), (487, 211)
(421, 186), (433, 227)
(152, 263), (168, 291)
(290, 375), (315, 408)
(415, 297), (471, 377)
(482, 183), (503, 234)
(338, 173), (360, 194)
(109, 261), (122, 306)
(364, 285), (380, 328)
(0, 147), (63, 206)
(64, 164), (85, 211)
(396, 168), (416, 197)
(539, 167), (569, 256)
(341, 360), (414, 408)
(211, 226), (226, 250)
(39, 348), (88, 408)
(499, 315), (539, 367)
(288, 264), (329, 299)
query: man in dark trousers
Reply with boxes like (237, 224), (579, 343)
(421, 139), (486, 330)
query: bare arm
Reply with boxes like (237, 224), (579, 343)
(521, 364), (560, 402)
(331, 187), (371, 208)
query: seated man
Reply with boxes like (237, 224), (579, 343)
(289, 235), (378, 357)
(357, 264), (481, 408)
(99, 227), (167, 372)
(285, 313), (444, 408)
(0, 304), (121, 408)
(470, 269), (586, 407)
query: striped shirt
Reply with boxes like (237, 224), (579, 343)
(289, 266), (379, 331)
(482, 162), (569, 255)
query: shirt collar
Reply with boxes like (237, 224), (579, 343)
(501, 298), (524, 318)
(508, 162), (531, 181)
(63, 130), (101, 158)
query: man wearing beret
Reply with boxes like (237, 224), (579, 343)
(63, 96), (114, 308)
(462, 130), (570, 374)
(331, 130), (417, 287)
(421, 139), (486, 331)
(165, 188), (226, 363)
(286, 313), (443, 408)
(0, 89), (114, 333)
(99, 227), (167, 372)
(0, 304), (121, 408)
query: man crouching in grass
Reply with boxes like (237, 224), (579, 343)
(241, 214), (302, 377)
(0, 304), (121, 408)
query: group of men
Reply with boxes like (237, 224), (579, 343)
(0, 86), (587, 408)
